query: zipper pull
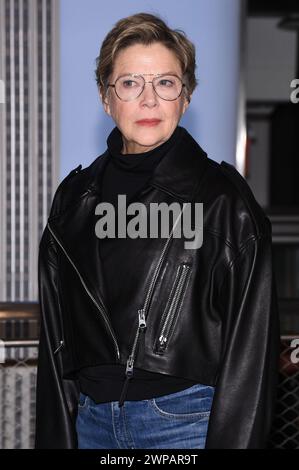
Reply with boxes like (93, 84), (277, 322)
(138, 309), (146, 330)
(54, 340), (64, 355)
(119, 355), (135, 407)
(126, 355), (134, 377)
(158, 335), (167, 352)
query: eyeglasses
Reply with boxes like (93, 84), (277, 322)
(107, 73), (186, 101)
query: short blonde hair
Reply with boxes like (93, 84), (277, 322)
(95, 12), (197, 102)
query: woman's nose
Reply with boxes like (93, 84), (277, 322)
(139, 82), (158, 106)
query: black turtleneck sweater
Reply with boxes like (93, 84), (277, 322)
(77, 126), (198, 404)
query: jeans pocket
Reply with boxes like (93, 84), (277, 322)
(149, 383), (214, 420)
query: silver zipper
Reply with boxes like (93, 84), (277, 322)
(142, 204), (188, 314)
(124, 308), (146, 376)
(138, 308), (146, 330)
(157, 264), (191, 353)
(53, 340), (64, 355)
(119, 309), (146, 406)
(119, 205), (188, 406)
(47, 222), (120, 361)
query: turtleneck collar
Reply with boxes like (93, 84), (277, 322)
(106, 126), (183, 173)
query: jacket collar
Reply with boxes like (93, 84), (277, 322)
(86, 126), (209, 203)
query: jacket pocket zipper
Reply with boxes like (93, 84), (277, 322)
(154, 263), (191, 355)
(47, 222), (120, 361)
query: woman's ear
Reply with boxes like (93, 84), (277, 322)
(182, 93), (191, 115)
(99, 88), (111, 116)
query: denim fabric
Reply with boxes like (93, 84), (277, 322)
(76, 383), (215, 449)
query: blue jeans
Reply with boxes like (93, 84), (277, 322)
(76, 383), (215, 449)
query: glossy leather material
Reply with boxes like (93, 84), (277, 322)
(35, 127), (280, 449)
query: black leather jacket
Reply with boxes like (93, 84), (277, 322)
(35, 127), (280, 449)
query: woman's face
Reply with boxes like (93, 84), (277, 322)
(101, 43), (190, 154)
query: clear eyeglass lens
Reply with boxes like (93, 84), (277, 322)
(153, 75), (182, 100)
(115, 75), (183, 101)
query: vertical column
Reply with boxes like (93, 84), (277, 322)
(28, 0), (39, 301)
(19, 0), (25, 299)
(9, 0), (16, 300)
(0, 0), (7, 300)
(0, 0), (58, 301)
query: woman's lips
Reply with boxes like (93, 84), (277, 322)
(135, 119), (162, 127)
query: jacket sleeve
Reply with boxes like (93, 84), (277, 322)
(205, 232), (280, 449)
(35, 226), (79, 449)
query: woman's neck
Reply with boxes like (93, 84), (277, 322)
(121, 139), (166, 155)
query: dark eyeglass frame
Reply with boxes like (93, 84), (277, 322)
(107, 73), (186, 101)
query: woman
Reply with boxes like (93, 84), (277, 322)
(35, 13), (280, 449)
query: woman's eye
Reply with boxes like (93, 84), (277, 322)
(158, 79), (174, 87)
(122, 80), (138, 88)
